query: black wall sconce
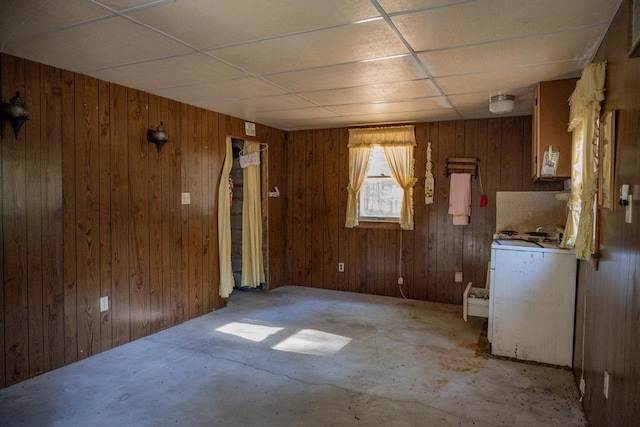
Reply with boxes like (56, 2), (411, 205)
(147, 121), (168, 153)
(2, 91), (30, 139)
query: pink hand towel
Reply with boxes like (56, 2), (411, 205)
(448, 173), (471, 225)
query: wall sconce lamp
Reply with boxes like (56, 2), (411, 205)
(489, 94), (515, 114)
(147, 121), (168, 153)
(1, 91), (30, 139)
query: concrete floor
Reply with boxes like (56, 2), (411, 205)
(0, 286), (586, 426)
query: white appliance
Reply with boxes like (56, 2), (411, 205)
(488, 240), (577, 367)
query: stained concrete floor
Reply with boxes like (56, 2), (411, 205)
(0, 286), (586, 426)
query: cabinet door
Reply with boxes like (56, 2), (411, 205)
(532, 78), (577, 181)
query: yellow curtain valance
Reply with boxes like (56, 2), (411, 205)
(568, 62), (606, 132)
(348, 125), (416, 148)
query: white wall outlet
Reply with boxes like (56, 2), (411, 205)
(455, 271), (463, 283)
(603, 370), (610, 399)
(338, 262), (345, 272)
(397, 277), (404, 285)
(100, 296), (109, 312)
(181, 192), (191, 205)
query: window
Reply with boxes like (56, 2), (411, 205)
(344, 125), (417, 230)
(358, 146), (403, 221)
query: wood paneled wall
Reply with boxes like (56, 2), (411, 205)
(269, 118), (563, 302)
(0, 53), (285, 389)
(571, 1), (640, 425)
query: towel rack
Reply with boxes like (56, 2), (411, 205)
(445, 157), (479, 178)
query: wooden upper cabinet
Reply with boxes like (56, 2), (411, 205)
(531, 78), (578, 181)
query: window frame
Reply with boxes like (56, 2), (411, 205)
(356, 145), (403, 227)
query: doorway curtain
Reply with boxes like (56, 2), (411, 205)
(241, 141), (265, 288)
(218, 137), (235, 298)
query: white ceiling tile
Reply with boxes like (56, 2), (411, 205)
(87, 53), (247, 90)
(329, 97), (451, 115)
(393, 0), (619, 51)
(210, 20), (409, 75)
(1, 0), (111, 46)
(345, 109), (460, 123)
(435, 61), (584, 96)
(265, 55), (427, 93)
(457, 101), (534, 119)
(418, 27), (606, 77)
(377, 0), (464, 14)
(197, 95), (318, 121)
(129, 0), (380, 49)
(300, 80), (439, 105)
(150, 77), (287, 105)
(3, 16), (191, 72)
(255, 107), (340, 122)
(95, 0), (171, 12)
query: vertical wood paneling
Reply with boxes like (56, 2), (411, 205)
(206, 110), (220, 309)
(25, 59), (44, 377)
(127, 89), (150, 341)
(41, 64), (64, 372)
(187, 106), (203, 318)
(148, 94), (163, 333)
(98, 79), (112, 352)
(412, 123), (428, 301)
(337, 129), (349, 291)
(164, 99), (182, 326)
(303, 131), (314, 286)
(179, 102), (189, 322)
(75, 74), (100, 360)
(425, 122), (439, 302)
(2, 53), (29, 385)
(200, 111), (211, 313)
(61, 69), (78, 365)
(323, 129), (339, 290)
(272, 116), (564, 307)
(2, 53), (289, 389)
(311, 130), (324, 288)
(110, 83), (130, 347)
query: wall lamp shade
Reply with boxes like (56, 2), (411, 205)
(147, 121), (168, 153)
(2, 91), (30, 139)
(489, 94), (515, 114)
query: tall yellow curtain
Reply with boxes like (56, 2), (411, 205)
(241, 142), (265, 287)
(562, 62), (606, 259)
(382, 145), (417, 230)
(218, 137), (235, 298)
(345, 126), (416, 229)
(345, 145), (372, 228)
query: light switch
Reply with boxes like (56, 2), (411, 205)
(182, 193), (191, 205)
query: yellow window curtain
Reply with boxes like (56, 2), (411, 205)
(345, 145), (372, 228)
(241, 142), (266, 287)
(562, 61), (606, 259)
(345, 126), (416, 229)
(382, 145), (417, 230)
(218, 137), (235, 298)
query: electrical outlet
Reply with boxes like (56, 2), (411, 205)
(603, 370), (610, 399)
(181, 192), (191, 205)
(397, 277), (404, 285)
(455, 271), (463, 283)
(338, 262), (345, 273)
(100, 296), (109, 312)
(625, 195), (632, 223)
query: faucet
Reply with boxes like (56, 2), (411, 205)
(536, 226), (564, 243)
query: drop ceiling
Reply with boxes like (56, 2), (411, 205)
(0, 0), (622, 131)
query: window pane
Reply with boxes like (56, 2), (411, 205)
(359, 177), (403, 218)
(359, 146), (403, 220)
(367, 146), (391, 176)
